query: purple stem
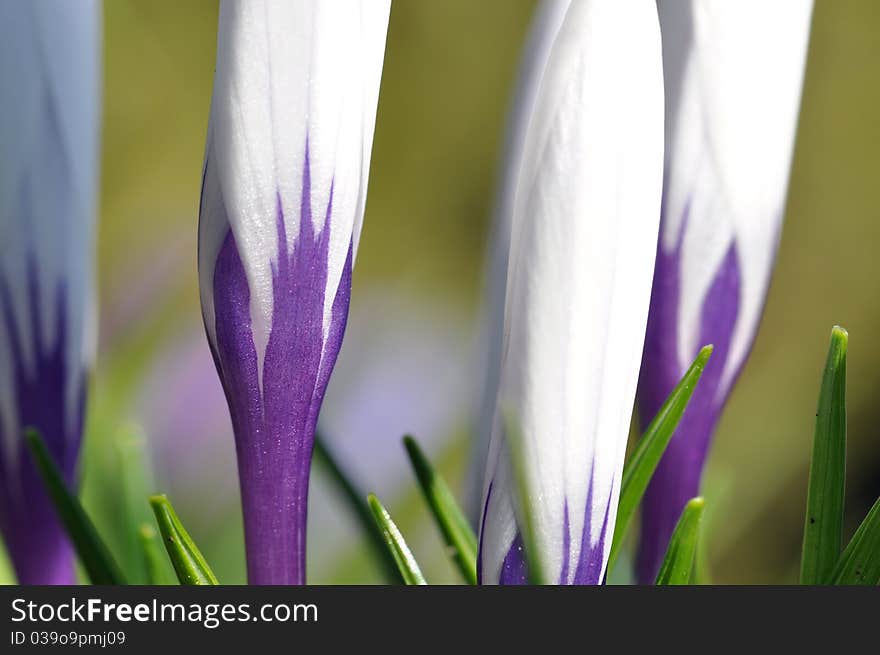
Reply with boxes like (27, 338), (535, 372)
(635, 218), (741, 583)
(208, 146), (352, 584)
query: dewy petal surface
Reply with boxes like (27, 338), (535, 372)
(0, 0), (101, 584)
(478, 0), (664, 585)
(636, 0), (813, 582)
(198, 0), (390, 584)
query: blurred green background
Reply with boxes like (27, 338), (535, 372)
(3, 0), (880, 585)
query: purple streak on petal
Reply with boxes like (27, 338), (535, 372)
(558, 502), (570, 584)
(499, 535), (529, 585)
(477, 478), (529, 585)
(572, 478), (614, 585)
(636, 213), (741, 583)
(482, 478), (613, 585)
(0, 257), (84, 585)
(209, 146), (352, 584)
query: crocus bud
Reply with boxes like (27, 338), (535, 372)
(0, 0), (101, 585)
(478, 0), (664, 585)
(636, 0), (813, 582)
(198, 0), (391, 584)
(469, 0), (570, 520)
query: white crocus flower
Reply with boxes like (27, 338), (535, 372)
(469, 0), (571, 520)
(197, 0), (391, 584)
(478, 0), (664, 585)
(636, 0), (813, 582)
(0, 0), (101, 585)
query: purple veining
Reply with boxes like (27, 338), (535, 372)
(0, 257), (84, 585)
(480, 473), (614, 585)
(499, 534), (529, 585)
(636, 212), (741, 584)
(558, 503), (571, 584)
(208, 147), (352, 584)
(571, 479), (614, 585)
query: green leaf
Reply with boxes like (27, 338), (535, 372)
(313, 433), (403, 584)
(800, 326), (848, 585)
(502, 407), (545, 585)
(655, 497), (705, 586)
(403, 435), (478, 584)
(139, 524), (173, 585)
(115, 426), (154, 583)
(693, 511), (713, 586)
(831, 495), (880, 585)
(149, 494), (218, 585)
(608, 345), (713, 571)
(24, 429), (127, 585)
(366, 494), (427, 585)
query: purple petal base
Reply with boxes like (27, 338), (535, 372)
(0, 258), (84, 585)
(636, 221), (741, 584)
(499, 534), (529, 585)
(207, 147), (352, 585)
(479, 472), (613, 585)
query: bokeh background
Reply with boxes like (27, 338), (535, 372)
(2, 0), (879, 584)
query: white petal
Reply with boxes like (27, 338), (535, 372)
(202, 0), (390, 361)
(471, 0), (571, 517)
(480, 0), (664, 584)
(659, 0), (813, 392)
(0, 0), (101, 457)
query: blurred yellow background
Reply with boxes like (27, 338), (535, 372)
(4, 0), (879, 584)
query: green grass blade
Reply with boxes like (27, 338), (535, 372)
(800, 326), (848, 585)
(313, 433), (403, 584)
(116, 426), (154, 583)
(24, 429), (127, 584)
(693, 509), (713, 585)
(403, 435), (478, 584)
(831, 495), (880, 585)
(149, 494), (218, 585)
(654, 497), (705, 586)
(608, 345), (713, 571)
(367, 494), (427, 585)
(139, 524), (173, 585)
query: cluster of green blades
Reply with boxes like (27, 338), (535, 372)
(22, 325), (880, 586)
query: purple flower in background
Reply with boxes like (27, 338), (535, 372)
(0, 0), (101, 585)
(142, 333), (240, 530)
(636, 0), (813, 583)
(198, 0), (391, 585)
(478, 1), (664, 585)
